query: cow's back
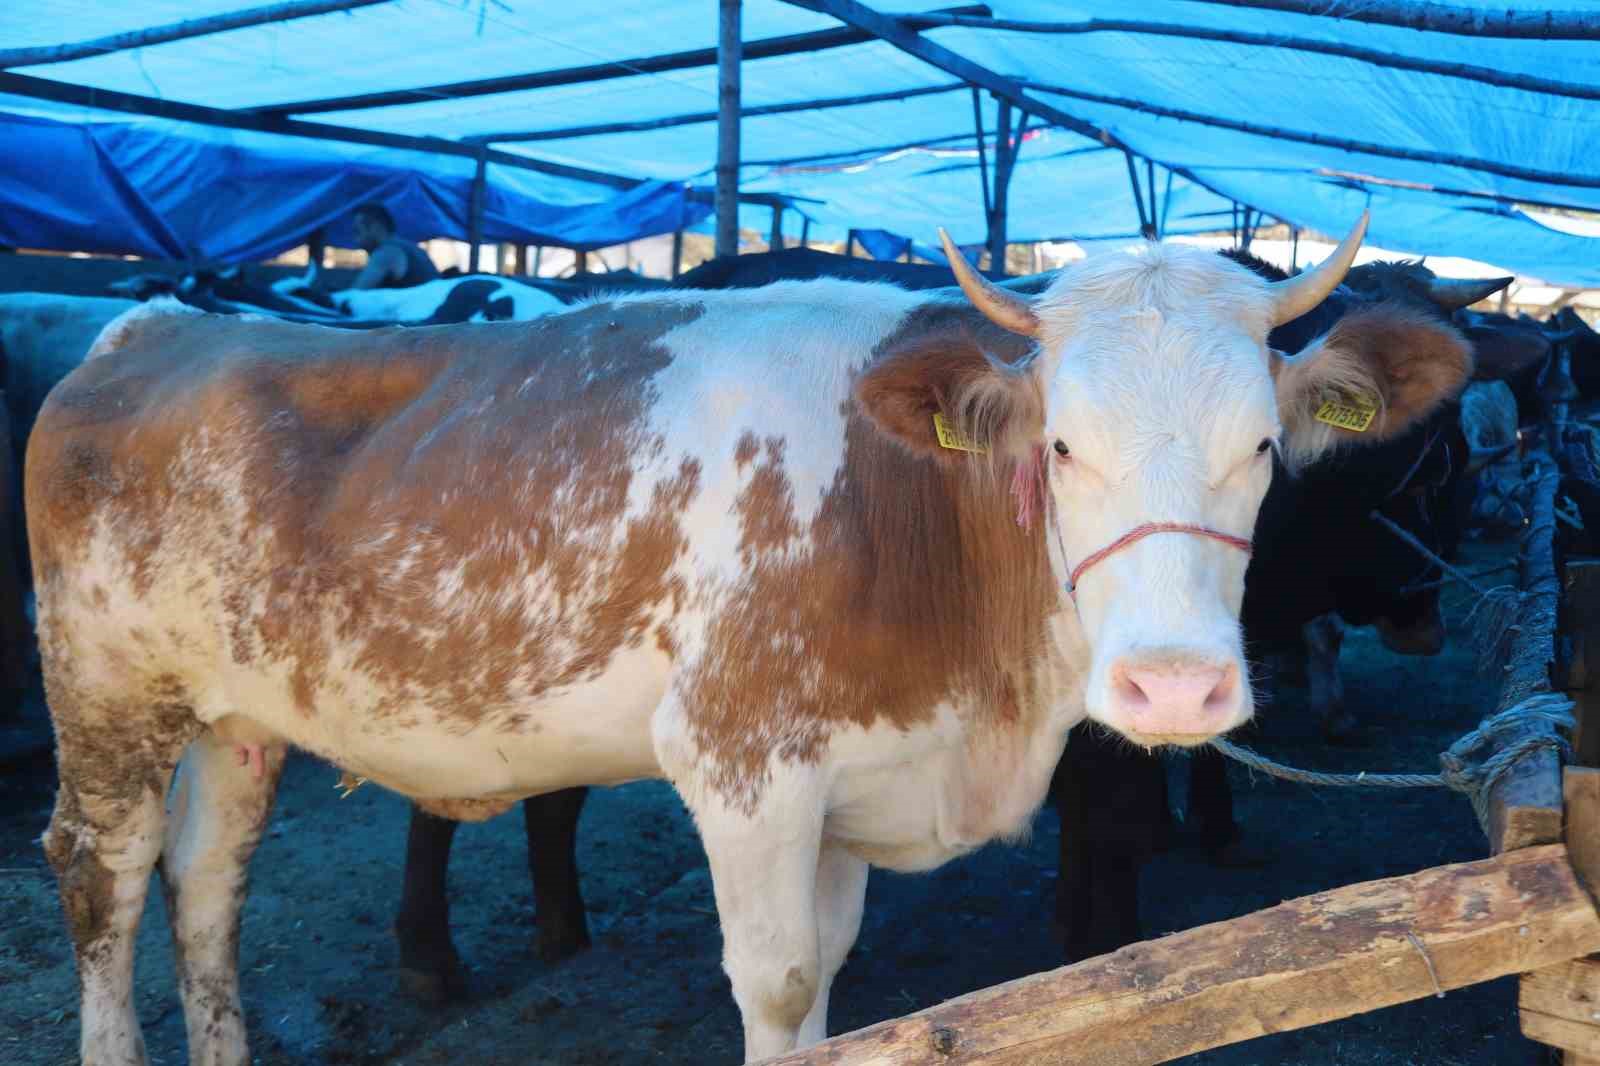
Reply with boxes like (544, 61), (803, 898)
(27, 300), (706, 741)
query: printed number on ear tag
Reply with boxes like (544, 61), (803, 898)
(933, 412), (988, 454)
(1314, 394), (1378, 433)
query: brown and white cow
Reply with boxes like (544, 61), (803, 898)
(31, 213), (1470, 1064)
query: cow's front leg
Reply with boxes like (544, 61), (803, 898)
(796, 840), (868, 1047)
(690, 784), (826, 1062)
(1303, 614), (1354, 741)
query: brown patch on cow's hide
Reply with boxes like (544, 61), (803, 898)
(733, 431), (760, 470)
(853, 303), (1038, 463)
(27, 299), (704, 747)
(680, 302), (1054, 811)
(736, 437), (801, 557)
(412, 796), (518, 822)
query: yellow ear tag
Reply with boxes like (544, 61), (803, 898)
(933, 412), (988, 454)
(1313, 393), (1378, 433)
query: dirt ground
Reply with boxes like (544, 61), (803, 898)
(0, 536), (1547, 1066)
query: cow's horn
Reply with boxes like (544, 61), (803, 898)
(939, 228), (1039, 337)
(1268, 211), (1369, 327)
(1426, 275), (1514, 311)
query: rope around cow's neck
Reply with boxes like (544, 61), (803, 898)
(1207, 693), (1574, 834)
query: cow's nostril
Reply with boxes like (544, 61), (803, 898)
(1204, 663), (1239, 714)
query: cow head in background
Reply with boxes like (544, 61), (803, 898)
(856, 214), (1473, 747)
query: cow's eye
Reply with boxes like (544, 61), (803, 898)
(1053, 440), (1070, 458)
(1256, 438), (1273, 455)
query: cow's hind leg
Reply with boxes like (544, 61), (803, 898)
(44, 695), (198, 1066)
(525, 787), (591, 963)
(394, 805), (468, 1003)
(158, 727), (285, 1066)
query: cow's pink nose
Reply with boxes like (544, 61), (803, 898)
(1108, 659), (1242, 741)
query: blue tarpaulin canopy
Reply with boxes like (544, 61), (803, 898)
(0, 0), (1596, 284)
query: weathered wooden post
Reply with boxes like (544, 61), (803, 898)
(716, 0), (741, 260)
(467, 147), (487, 273)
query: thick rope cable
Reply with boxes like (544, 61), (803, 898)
(1209, 693), (1575, 832)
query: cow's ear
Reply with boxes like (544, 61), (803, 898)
(855, 329), (1042, 464)
(1463, 324), (1550, 383)
(1272, 303), (1471, 469)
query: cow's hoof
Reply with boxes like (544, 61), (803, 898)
(397, 960), (471, 1005)
(536, 921), (592, 965)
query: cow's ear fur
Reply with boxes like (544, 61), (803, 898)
(855, 329), (1043, 465)
(1272, 303), (1472, 469)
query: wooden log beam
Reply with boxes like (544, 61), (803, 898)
(0, 0), (395, 69)
(1025, 81), (1600, 191)
(249, 4), (987, 117)
(467, 83), (962, 145)
(1178, 1), (1600, 41)
(758, 845), (1600, 1066)
(0, 70), (640, 188)
(907, 15), (1600, 101)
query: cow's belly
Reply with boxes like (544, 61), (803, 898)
(197, 632), (672, 803)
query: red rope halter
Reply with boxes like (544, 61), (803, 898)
(1068, 522), (1253, 593)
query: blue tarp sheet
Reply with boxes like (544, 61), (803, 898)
(1, 1), (1596, 283)
(0, 103), (709, 260)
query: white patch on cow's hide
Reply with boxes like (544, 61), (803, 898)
(85, 296), (202, 360)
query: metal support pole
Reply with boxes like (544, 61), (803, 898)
(1159, 169), (1174, 238)
(1241, 207), (1255, 251)
(716, 0), (742, 259)
(671, 229), (684, 279)
(532, 245), (543, 276)
(800, 216), (811, 248)
(1144, 157), (1158, 239)
(987, 99), (1012, 274)
(576, 248), (588, 275)
(770, 204), (784, 251)
(467, 148), (487, 273)
(1124, 150), (1151, 239)
(971, 88), (992, 226)
(1290, 227), (1299, 271)
(846, 228), (858, 258)
(307, 226), (326, 270)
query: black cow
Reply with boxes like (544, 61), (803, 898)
(675, 246), (1038, 292)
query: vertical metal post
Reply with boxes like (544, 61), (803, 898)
(575, 248), (588, 275)
(800, 216), (811, 248)
(1241, 207), (1255, 251)
(671, 229), (684, 280)
(971, 88), (992, 227)
(716, 0), (742, 260)
(1144, 158), (1157, 239)
(987, 99), (1012, 274)
(1158, 169), (1173, 239)
(532, 245), (543, 276)
(1124, 151), (1150, 240)
(846, 229), (858, 258)
(1290, 227), (1299, 271)
(769, 204), (784, 251)
(467, 148), (487, 273)
(307, 226), (326, 270)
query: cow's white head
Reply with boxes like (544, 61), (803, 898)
(856, 214), (1471, 747)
